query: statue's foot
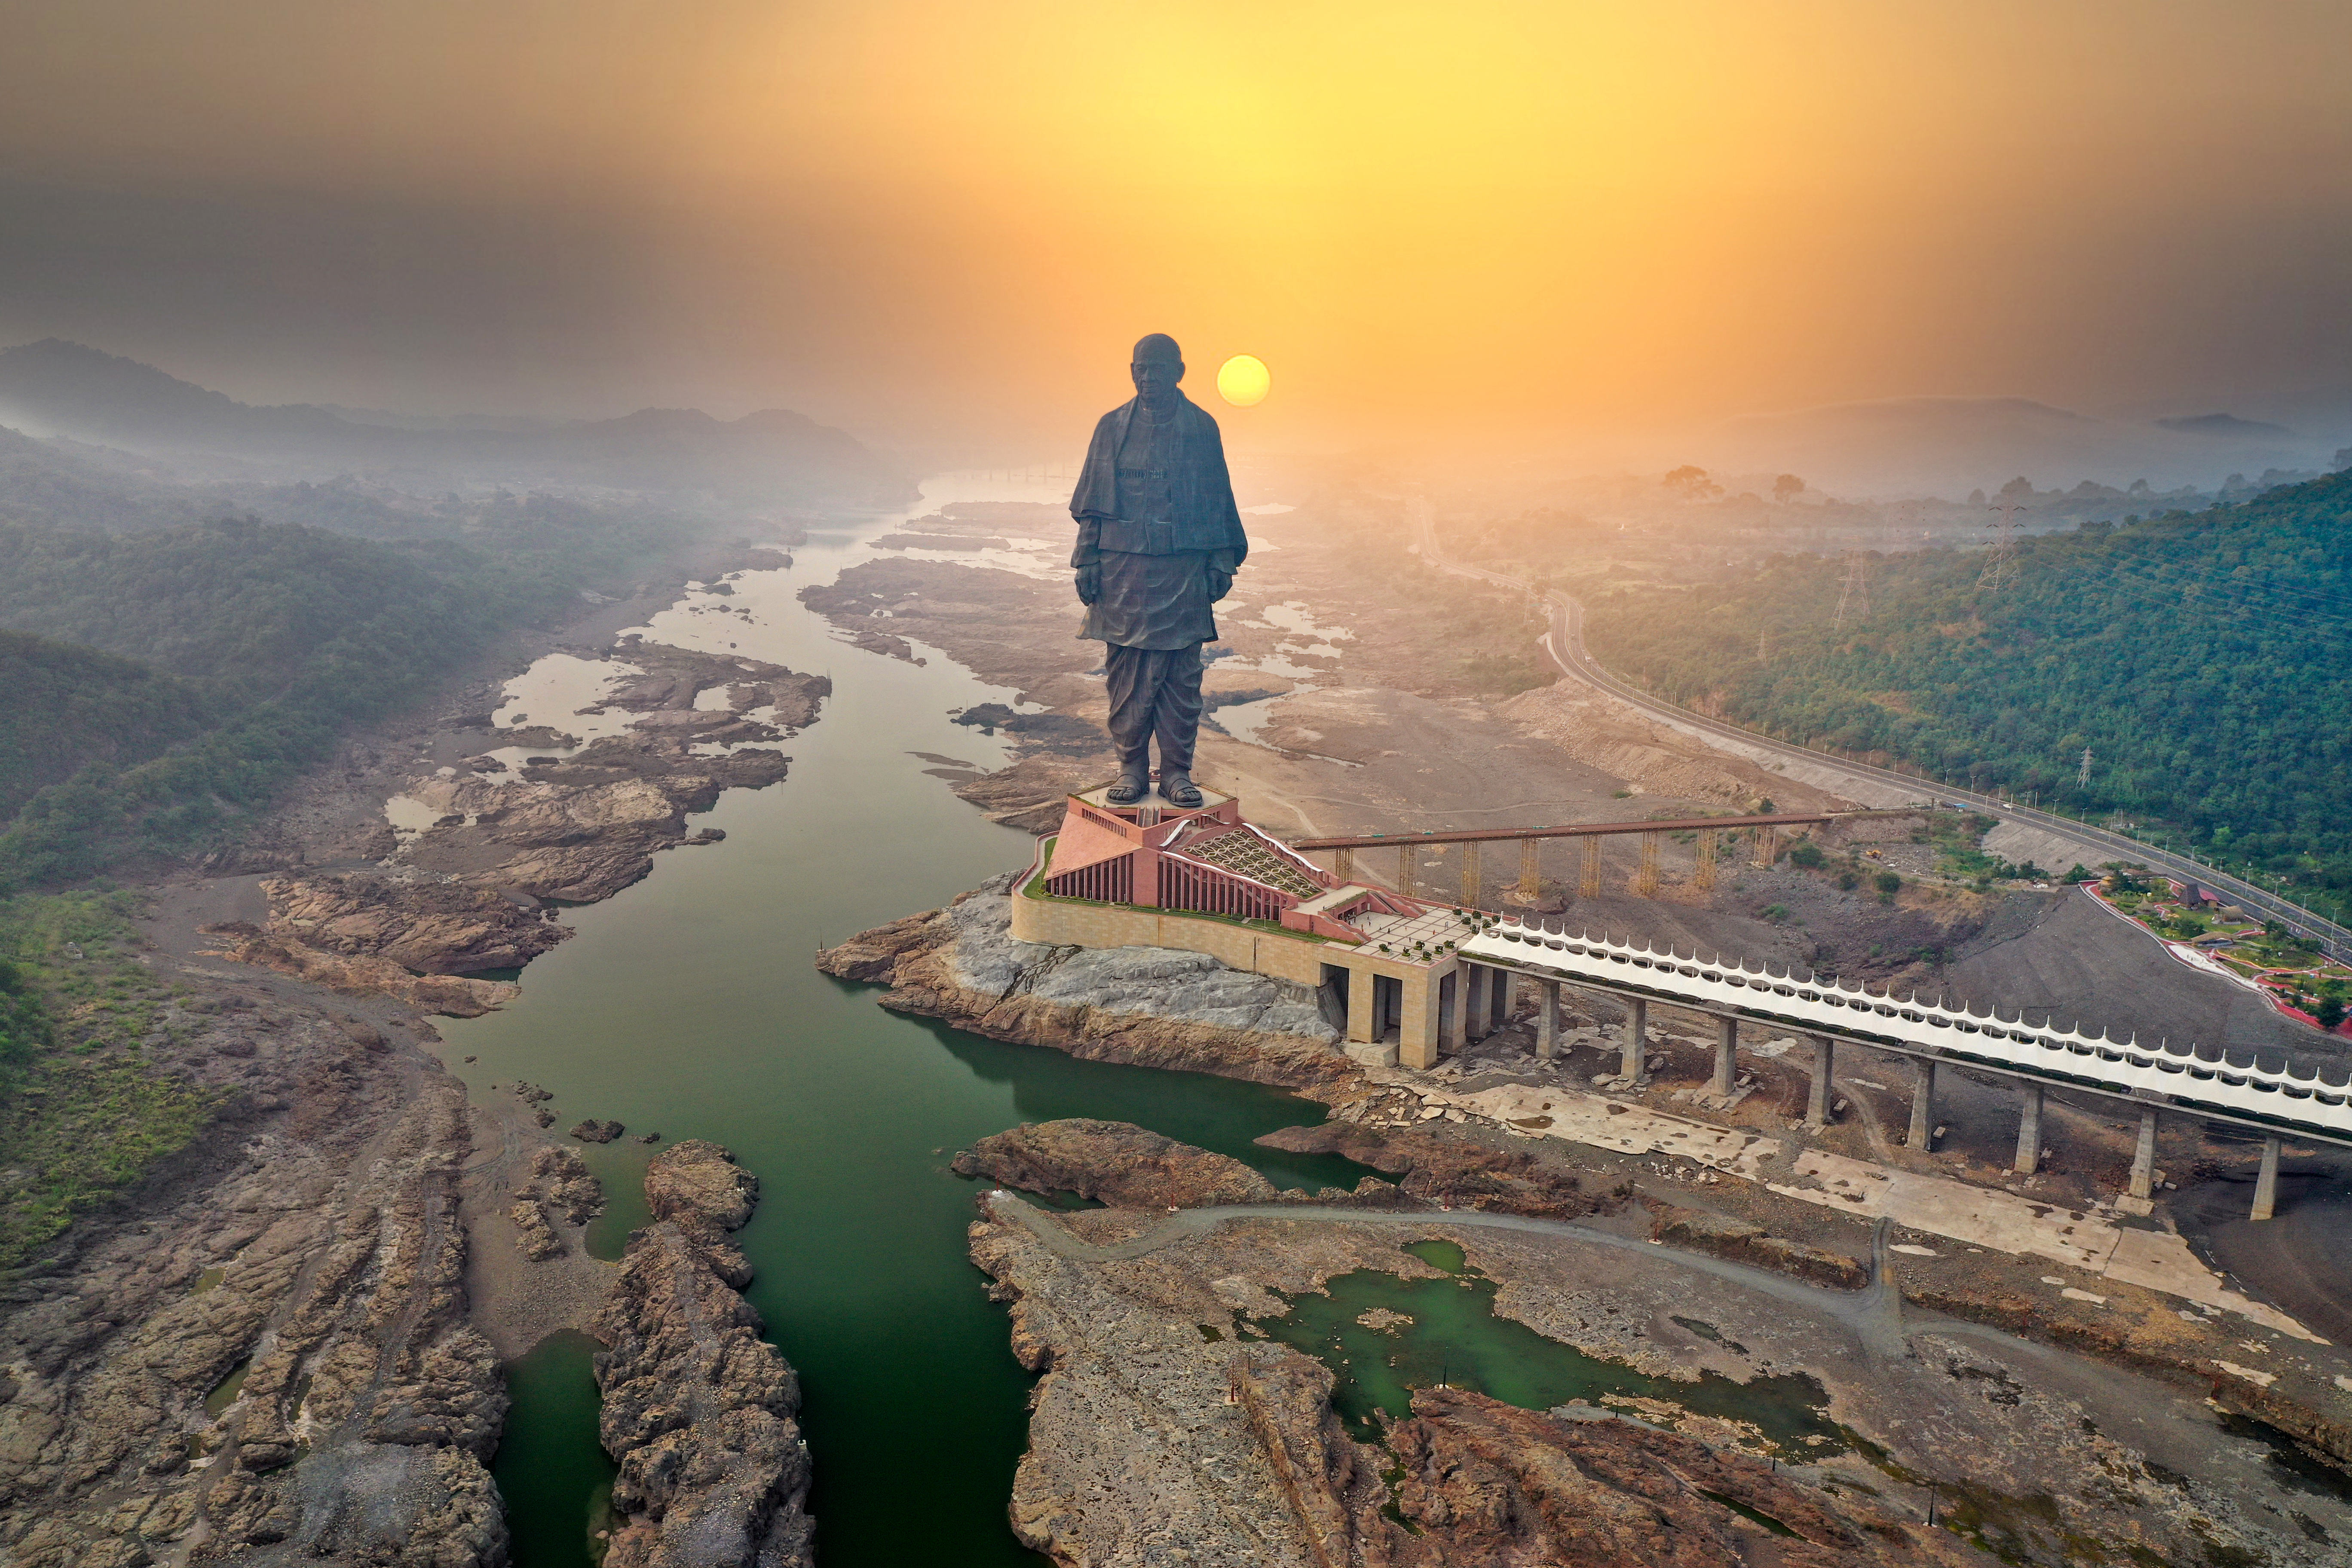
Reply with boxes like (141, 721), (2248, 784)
(1161, 772), (1204, 808)
(1105, 772), (1148, 805)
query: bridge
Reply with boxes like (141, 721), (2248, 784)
(1444, 913), (2352, 1221)
(1289, 810), (1919, 903)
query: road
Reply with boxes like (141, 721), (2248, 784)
(1410, 511), (2352, 962)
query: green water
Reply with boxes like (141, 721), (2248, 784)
(1248, 1238), (1848, 1458)
(493, 1332), (615, 1568)
(447, 480), (1367, 1565)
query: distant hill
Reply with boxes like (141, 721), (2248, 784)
(1704, 394), (2328, 496)
(1584, 472), (2352, 919)
(0, 340), (911, 505)
(2156, 412), (2294, 438)
(0, 631), (209, 821)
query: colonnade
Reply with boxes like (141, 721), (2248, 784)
(1446, 966), (2289, 1222)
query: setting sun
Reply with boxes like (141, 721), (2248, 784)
(1215, 354), (1269, 407)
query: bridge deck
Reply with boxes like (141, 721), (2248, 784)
(1456, 919), (2352, 1150)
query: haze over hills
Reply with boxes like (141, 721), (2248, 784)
(0, 339), (912, 507)
(1697, 394), (2347, 498)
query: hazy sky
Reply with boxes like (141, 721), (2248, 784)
(3, 1), (2348, 453)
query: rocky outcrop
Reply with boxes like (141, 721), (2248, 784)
(1387, 1387), (1939, 1566)
(571, 1119), (626, 1145)
(511, 1145), (605, 1261)
(954, 1120), (1279, 1208)
(1645, 1201), (1869, 1290)
(0, 983), (508, 1565)
(968, 1198), (1975, 1568)
(198, 922), (519, 1017)
(1254, 1123), (1599, 1219)
(256, 869), (571, 975)
(644, 1139), (759, 1236)
(592, 1143), (812, 1567)
(817, 880), (1357, 1092)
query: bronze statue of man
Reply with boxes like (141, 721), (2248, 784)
(1069, 333), (1248, 808)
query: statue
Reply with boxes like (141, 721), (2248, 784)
(1069, 333), (1249, 808)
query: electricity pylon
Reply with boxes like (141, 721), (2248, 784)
(1979, 498), (2026, 592)
(1833, 551), (1871, 628)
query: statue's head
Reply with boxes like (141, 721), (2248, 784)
(1130, 334), (1183, 410)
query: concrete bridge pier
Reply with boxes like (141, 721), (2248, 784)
(1535, 980), (1560, 1060)
(1466, 964), (1493, 1039)
(1710, 1016), (1736, 1096)
(1440, 968), (1466, 1056)
(1490, 968), (1513, 1034)
(2129, 1108), (2158, 1200)
(1908, 1060), (1938, 1150)
(2014, 1084), (2045, 1175)
(2252, 1133), (2282, 1221)
(1805, 1036), (1834, 1127)
(1620, 997), (1648, 1081)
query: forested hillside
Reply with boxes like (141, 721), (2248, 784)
(1583, 473), (2352, 918)
(0, 505), (689, 889)
(0, 632), (208, 820)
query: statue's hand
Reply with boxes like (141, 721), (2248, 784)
(1206, 567), (1234, 602)
(1074, 565), (1102, 606)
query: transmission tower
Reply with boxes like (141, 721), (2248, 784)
(1832, 551), (1872, 629)
(2077, 747), (2093, 786)
(1979, 497), (2026, 592)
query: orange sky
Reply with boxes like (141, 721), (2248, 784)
(3, 1), (2348, 450)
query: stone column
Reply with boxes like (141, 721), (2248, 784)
(1536, 980), (1561, 1060)
(1441, 967), (1467, 1056)
(1345, 966), (1375, 1044)
(1806, 1035), (1835, 1127)
(2252, 1133), (2282, 1221)
(2013, 1083), (2044, 1175)
(1490, 967), (1513, 1029)
(1620, 997), (1647, 1080)
(1711, 1016), (1737, 1096)
(1400, 971), (1442, 1070)
(1466, 963), (1492, 1039)
(2128, 1107), (2158, 1200)
(1908, 1060), (1938, 1150)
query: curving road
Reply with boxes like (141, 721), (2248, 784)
(1411, 512), (2352, 962)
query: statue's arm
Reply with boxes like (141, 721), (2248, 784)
(1205, 548), (1236, 603)
(1071, 517), (1102, 605)
(1200, 412), (1249, 567)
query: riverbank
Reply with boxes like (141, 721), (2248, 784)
(965, 1121), (2352, 1566)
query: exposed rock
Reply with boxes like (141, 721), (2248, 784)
(571, 1119), (626, 1145)
(253, 870), (571, 976)
(1256, 1123), (1599, 1219)
(592, 1145), (812, 1567)
(644, 1139), (758, 1239)
(198, 922), (518, 1018)
(954, 1119), (1278, 1207)
(0, 982), (508, 1565)
(816, 880), (1357, 1092)
(1389, 1386), (1933, 1565)
(1645, 1201), (1868, 1290)
(533, 1145), (605, 1225)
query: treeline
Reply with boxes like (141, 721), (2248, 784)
(0, 502), (693, 890)
(1582, 473), (2352, 915)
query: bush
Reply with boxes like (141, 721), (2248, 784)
(1787, 839), (1825, 869)
(1874, 870), (1902, 897)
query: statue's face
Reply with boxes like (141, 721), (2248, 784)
(1130, 352), (1183, 404)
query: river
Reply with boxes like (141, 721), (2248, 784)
(438, 478), (1366, 1565)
